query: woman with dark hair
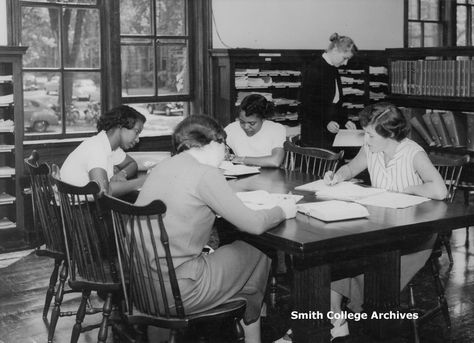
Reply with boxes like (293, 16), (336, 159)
(136, 115), (296, 343)
(60, 104), (147, 196)
(300, 33), (358, 148)
(322, 102), (447, 339)
(225, 93), (286, 167)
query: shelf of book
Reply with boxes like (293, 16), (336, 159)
(0, 46), (26, 253)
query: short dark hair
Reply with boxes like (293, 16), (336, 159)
(358, 102), (410, 141)
(172, 115), (226, 154)
(239, 94), (274, 119)
(96, 105), (146, 132)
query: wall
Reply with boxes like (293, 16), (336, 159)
(212, 0), (403, 50)
(0, 0), (7, 45)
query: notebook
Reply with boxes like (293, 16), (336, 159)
(236, 190), (303, 210)
(295, 180), (385, 201)
(297, 201), (369, 222)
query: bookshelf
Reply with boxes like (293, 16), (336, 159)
(386, 47), (474, 184)
(0, 46), (27, 253)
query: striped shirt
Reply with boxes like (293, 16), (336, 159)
(365, 138), (424, 192)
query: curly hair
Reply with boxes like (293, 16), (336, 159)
(239, 94), (275, 119)
(96, 105), (146, 132)
(172, 115), (226, 154)
(358, 102), (410, 141)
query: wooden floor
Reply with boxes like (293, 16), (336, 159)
(0, 227), (473, 342)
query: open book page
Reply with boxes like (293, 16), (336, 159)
(219, 161), (260, 177)
(316, 183), (386, 201)
(332, 129), (365, 147)
(355, 192), (430, 209)
(297, 200), (369, 222)
(236, 190), (303, 210)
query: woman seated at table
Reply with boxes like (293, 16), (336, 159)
(60, 105), (147, 196)
(225, 93), (286, 167)
(325, 102), (447, 338)
(135, 114), (296, 343)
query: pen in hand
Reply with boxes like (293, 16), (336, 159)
(324, 171), (339, 186)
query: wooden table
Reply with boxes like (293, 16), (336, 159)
(227, 168), (474, 343)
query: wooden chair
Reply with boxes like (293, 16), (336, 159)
(24, 151), (83, 343)
(282, 140), (344, 176)
(53, 178), (122, 343)
(102, 194), (246, 343)
(408, 153), (470, 343)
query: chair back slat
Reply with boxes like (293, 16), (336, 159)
(283, 141), (344, 177)
(429, 153), (470, 203)
(53, 178), (116, 284)
(24, 151), (64, 254)
(103, 195), (186, 319)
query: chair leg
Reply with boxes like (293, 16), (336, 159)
(440, 234), (454, 265)
(430, 258), (451, 330)
(70, 289), (91, 343)
(43, 257), (61, 318)
(97, 292), (113, 343)
(466, 227), (470, 248)
(407, 283), (420, 343)
(233, 318), (245, 343)
(169, 329), (179, 343)
(48, 261), (68, 343)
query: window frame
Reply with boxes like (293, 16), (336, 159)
(405, 0), (446, 47)
(456, 0), (474, 46)
(19, 0), (104, 140)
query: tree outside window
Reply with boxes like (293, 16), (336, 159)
(407, 0), (444, 47)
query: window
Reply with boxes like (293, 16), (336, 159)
(407, 0), (444, 47)
(20, 0), (101, 137)
(456, 0), (474, 45)
(120, 0), (190, 137)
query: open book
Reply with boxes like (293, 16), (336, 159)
(236, 190), (303, 210)
(295, 180), (430, 209)
(219, 161), (260, 177)
(297, 201), (369, 222)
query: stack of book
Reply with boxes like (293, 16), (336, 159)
(405, 108), (469, 148)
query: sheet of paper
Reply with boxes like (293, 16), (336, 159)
(316, 183), (386, 201)
(332, 129), (365, 147)
(297, 200), (369, 222)
(355, 192), (430, 209)
(219, 161), (261, 176)
(236, 190), (303, 210)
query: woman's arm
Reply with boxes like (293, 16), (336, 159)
(324, 147), (368, 185)
(233, 147), (285, 168)
(89, 167), (146, 197)
(113, 154), (138, 180)
(402, 151), (447, 200)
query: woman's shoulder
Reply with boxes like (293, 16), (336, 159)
(400, 138), (425, 153)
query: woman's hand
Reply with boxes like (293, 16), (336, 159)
(277, 198), (297, 219)
(327, 121), (340, 133)
(324, 171), (341, 186)
(232, 156), (245, 164)
(110, 169), (127, 182)
(344, 120), (357, 130)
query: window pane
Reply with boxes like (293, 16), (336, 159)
(424, 23), (442, 46)
(64, 72), (101, 134)
(121, 39), (154, 97)
(408, 22), (422, 47)
(421, 0), (439, 20)
(156, 0), (185, 35)
(21, 7), (60, 68)
(457, 0), (467, 3)
(63, 8), (100, 68)
(457, 5), (467, 46)
(24, 72), (61, 135)
(120, 0), (151, 35)
(157, 39), (188, 95)
(472, 7), (474, 44)
(409, 0), (419, 20)
(128, 102), (187, 136)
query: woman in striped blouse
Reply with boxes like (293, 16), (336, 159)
(323, 102), (447, 339)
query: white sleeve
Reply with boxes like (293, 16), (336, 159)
(112, 148), (127, 165)
(86, 147), (109, 172)
(272, 124), (287, 149)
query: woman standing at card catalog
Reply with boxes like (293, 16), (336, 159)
(324, 102), (447, 338)
(300, 33), (358, 148)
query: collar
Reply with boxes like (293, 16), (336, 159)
(322, 52), (334, 66)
